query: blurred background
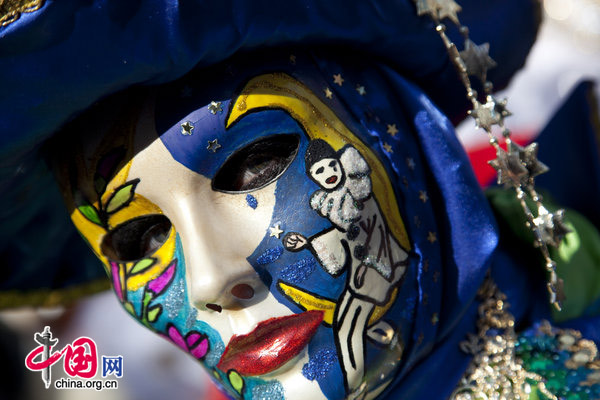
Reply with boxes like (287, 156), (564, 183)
(1, 1), (598, 399)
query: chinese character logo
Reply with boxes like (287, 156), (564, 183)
(102, 356), (123, 378)
(24, 326), (122, 389)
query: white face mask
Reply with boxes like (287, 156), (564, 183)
(53, 73), (415, 400)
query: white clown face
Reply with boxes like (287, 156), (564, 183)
(309, 158), (343, 190)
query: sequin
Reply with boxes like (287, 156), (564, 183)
(246, 194), (258, 209)
(279, 257), (317, 284)
(302, 348), (338, 381)
(256, 247), (284, 265)
(251, 381), (285, 400)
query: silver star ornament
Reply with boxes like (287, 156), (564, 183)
(533, 206), (571, 248)
(469, 98), (502, 132)
(509, 142), (549, 184)
(460, 39), (497, 82)
(488, 147), (528, 187)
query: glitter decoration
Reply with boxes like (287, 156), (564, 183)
(164, 280), (185, 319)
(279, 257), (317, 284)
(302, 348), (338, 381)
(256, 247), (284, 265)
(246, 194), (258, 209)
(251, 380), (285, 400)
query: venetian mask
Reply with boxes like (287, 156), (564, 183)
(51, 65), (446, 400)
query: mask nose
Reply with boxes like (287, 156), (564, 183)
(178, 211), (265, 311)
(187, 259), (263, 311)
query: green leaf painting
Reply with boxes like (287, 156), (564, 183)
(130, 258), (155, 275)
(147, 306), (162, 323)
(106, 179), (139, 214)
(78, 203), (102, 225)
(228, 370), (244, 394)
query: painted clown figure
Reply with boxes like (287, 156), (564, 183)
(284, 139), (409, 394)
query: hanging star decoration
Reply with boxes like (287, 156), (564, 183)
(509, 142), (549, 184)
(412, 0), (571, 312)
(468, 97), (503, 132)
(180, 121), (194, 136)
(488, 147), (528, 187)
(415, 0), (462, 24)
(208, 101), (223, 115)
(459, 39), (497, 83)
(333, 73), (344, 86)
(206, 139), (222, 153)
(533, 206), (571, 248)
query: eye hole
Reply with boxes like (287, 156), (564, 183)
(101, 214), (172, 261)
(213, 134), (299, 193)
(328, 160), (336, 167)
(315, 167), (324, 174)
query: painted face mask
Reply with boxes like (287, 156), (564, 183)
(51, 51), (495, 400)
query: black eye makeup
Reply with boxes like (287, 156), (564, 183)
(101, 214), (172, 261)
(212, 134), (300, 193)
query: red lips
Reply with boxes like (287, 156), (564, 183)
(326, 175), (337, 184)
(217, 310), (324, 376)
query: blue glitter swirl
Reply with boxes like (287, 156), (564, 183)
(246, 194), (258, 209)
(279, 257), (316, 284)
(256, 247), (284, 265)
(302, 348), (338, 381)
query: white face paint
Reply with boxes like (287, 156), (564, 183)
(309, 158), (343, 190)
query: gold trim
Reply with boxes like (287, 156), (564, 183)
(0, 278), (110, 309)
(0, 0), (45, 28)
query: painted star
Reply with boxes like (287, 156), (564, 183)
(206, 139), (222, 153)
(427, 231), (437, 243)
(460, 39), (497, 82)
(180, 121), (194, 136)
(488, 147), (528, 187)
(269, 224), (284, 239)
(356, 85), (366, 96)
(469, 98), (502, 132)
(333, 73), (344, 86)
(533, 206), (571, 248)
(383, 142), (393, 153)
(419, 190), (429, 203)
(406, 157), (416, 170)
(324, 87), (333, 99)
(208, 101), (223, 115)
(509, 142), (549, 183)
(387, 124), (399, 136)
(433, 270), (440, 282)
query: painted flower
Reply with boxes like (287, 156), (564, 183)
(163, 324), (210, 360)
